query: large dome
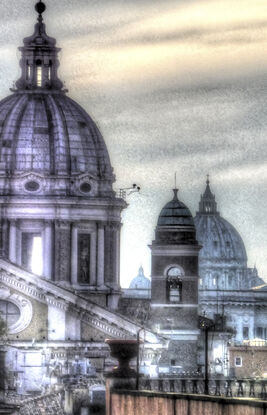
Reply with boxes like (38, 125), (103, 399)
(194, 179), (247, 265)
(0, 1), (114, 198)
(0, 92), (112, 178)
(194, 215), (247, 264)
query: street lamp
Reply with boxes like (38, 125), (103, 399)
(199, 315), (214, 395)
(118, 184), (141, 199)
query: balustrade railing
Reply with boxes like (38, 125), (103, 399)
(139, 377), (267, 399)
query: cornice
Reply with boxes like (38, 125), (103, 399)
(0, 259), (160, 343)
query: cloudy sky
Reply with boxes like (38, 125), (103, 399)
(0, 0), (267, 286)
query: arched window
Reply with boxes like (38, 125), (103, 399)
(167, 267), (183, 303)
(36, 59), (42, 87)
(48, 60), (52, 81)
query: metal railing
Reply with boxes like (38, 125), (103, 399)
(139, 377), (267, 399)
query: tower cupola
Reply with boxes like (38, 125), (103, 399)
(15, 1), (64, 91)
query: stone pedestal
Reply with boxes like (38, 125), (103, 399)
(105, 339), (139, 415)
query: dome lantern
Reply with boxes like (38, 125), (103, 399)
(198, 175), (218, 215)
(15, 1), (64, 91)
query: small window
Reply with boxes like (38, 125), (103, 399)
(80, 182), (91, 193)
(24, 180), (40, 192)
(256, 327), (263, 339)
(213, 241), (218, 248)
(171, 359), (176, 366)
(199, 278), (203, 286)
(235, 357), (242, 367)
(243, 326), (249, 340)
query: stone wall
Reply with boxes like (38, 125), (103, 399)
(108, 390), (267, 415)
(229, 346), (267, 378)
(18, 392), (64, 415)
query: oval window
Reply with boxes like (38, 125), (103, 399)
(25, 181), (40, 192)
(80, 182), (91, 193)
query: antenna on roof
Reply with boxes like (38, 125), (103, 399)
(174, 171), (177, 189)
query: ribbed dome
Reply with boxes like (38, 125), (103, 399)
(195, 179), (247, 265)
(194, 214), (247, 264)
(0, 2), (115, 198)
(0, 92), (112, 178)
(157, 189), (194, 227)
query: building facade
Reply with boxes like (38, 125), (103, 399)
(0, 1), (161, 395)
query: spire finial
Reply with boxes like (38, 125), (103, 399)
(206, 173), (210, 185)
(35, 1), (46, 22)
(173, 188), (179, 200)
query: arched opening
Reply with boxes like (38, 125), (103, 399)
(31, 236), (43, 276)
(166, 266), (183, 303)
(48, 60), (52, 81)
(26, 61), (31, 81)
(21, 233), (43, 276)
(36, 59), (42, 87)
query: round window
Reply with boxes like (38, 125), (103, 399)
(24, 181), (40, 192)
(0, 300), (20, 328)
(80, 182), (91, 193)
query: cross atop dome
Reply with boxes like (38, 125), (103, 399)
(15, 1), (64, 91)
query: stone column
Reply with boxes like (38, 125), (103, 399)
(90, 231), (97, 286)
(97, 223), (105, 287)
(54, 221), (71, 284)
(43, 221), (53, 279)
(1, 219), (8, 258)
(9, 220), (17, 263)
(71, 223), (78, 285)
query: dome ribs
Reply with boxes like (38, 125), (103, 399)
(0, 95), (21, 165)
(47, 94), (70, 175)
(6, 94), (29, 174)
(60, 96), (91, 174)
(42, 94), (55, 175)
(194, 213), (248, 265)
(67, 97), (113, 179)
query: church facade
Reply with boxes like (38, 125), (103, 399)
(0, 1), (164, 394)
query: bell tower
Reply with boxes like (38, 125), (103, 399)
(150, 188), (200, 371)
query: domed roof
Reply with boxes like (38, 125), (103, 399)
(157, 189), (194, 227)
(129, 266), (151, 289)
(0, 93), (112, 178)
(0, 1), (113, 189)
(194, 179), (247, 264)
